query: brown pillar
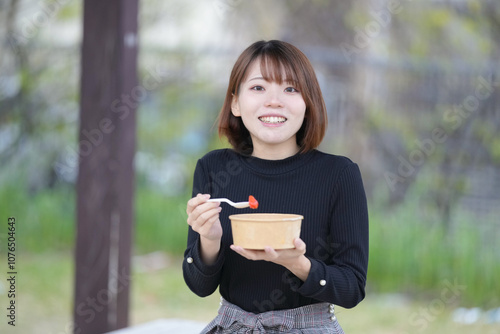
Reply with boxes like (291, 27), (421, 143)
(74, 1), (138, 333)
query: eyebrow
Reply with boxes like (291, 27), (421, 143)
(248, 76), (265, 82)
(246, 76), (297, 85)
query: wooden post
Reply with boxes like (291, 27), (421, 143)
(74, 1), (138, 333)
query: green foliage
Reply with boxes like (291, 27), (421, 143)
(55, 0), (82, 21)
(135, 188), (190, 255)
(0, 182), (75, 252)
(0, 181), (192, 255)
(368, 192), (499, 307)
(491, 137), (500, 163)
(426, 9), (452, 29)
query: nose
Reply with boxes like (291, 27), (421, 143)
(264, 86), (284, 108)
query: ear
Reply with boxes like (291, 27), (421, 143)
(231, 94), (241, 117)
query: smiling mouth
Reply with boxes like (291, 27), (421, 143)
(258, 116), (287, 124)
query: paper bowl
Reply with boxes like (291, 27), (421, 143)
(229, 213), (303, 249)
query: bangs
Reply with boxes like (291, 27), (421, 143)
(257, 53), (300, 87)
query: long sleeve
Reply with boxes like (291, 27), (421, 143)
(293, 163), (369, 308)
(182, 159), (225, 297)
(182, 149), (369, 313)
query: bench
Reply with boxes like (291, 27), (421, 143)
(105, 319), (207, 334)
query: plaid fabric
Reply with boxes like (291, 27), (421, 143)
(201, 298), (345, 334)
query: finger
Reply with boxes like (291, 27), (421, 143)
(191, 209), (220, 237)
(188, 198), (219, 222)
(186, 193), (210, 215)
(230, 245), (243, 254)
(293, 238), (306, 252)
(230, 245), (266, 261)
(196, 210), (221, 235)
(264, 246), (278, 259)
(189, 205), (221, 230)
(190, 201), (221, 223)
(186, 194), (201, 215)
(230, 245), (254, 259)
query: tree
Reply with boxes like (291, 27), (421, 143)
(74, 1), (138, 333)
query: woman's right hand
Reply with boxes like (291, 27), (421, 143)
(186, 193), (223, 242)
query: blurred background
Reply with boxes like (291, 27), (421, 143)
(0, 0), (499, 333)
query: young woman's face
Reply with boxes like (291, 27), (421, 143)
(231, 60), (306, 159)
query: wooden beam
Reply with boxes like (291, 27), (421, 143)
(74, 1), (138, 333)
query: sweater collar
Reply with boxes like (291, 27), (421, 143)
(235, 149), (317, 175)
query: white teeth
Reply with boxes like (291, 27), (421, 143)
(259, 116), (286, 124)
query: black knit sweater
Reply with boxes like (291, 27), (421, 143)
(182, 149), (369, 313)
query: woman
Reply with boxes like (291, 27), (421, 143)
(183, 40), (369, 333)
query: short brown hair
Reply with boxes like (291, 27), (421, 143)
(218, 40), (327, 155)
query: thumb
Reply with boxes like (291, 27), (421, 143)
(294, 238), (306, 251)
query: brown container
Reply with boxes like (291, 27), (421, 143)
(229, 213), (303, 249)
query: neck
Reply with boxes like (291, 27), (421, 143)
(252, 143), (300, 160)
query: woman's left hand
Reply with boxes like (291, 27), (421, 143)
(230, 238), (311, 281)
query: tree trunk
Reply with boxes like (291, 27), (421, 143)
(74, 1), (138, 333)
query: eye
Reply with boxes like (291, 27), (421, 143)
(251, 85), (265, 91)
(284, 87), (299, 93)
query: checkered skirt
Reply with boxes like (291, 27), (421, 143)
(201, 298), (345, 334)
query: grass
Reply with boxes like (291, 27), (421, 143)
(368, 195), (500, 307)
(2, 252), (499, 334)
(0, 183), (75, 252)
(0, 182), (190, 255)
(134, 187), (190, 255)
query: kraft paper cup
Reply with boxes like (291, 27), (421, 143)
(229, 213), (303, 249)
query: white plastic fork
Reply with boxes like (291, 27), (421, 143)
(207, 198), (251, 209)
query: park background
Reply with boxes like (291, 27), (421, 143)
(0, 0), (499, 333)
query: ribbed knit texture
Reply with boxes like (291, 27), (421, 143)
(183, 149), (369, 313)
